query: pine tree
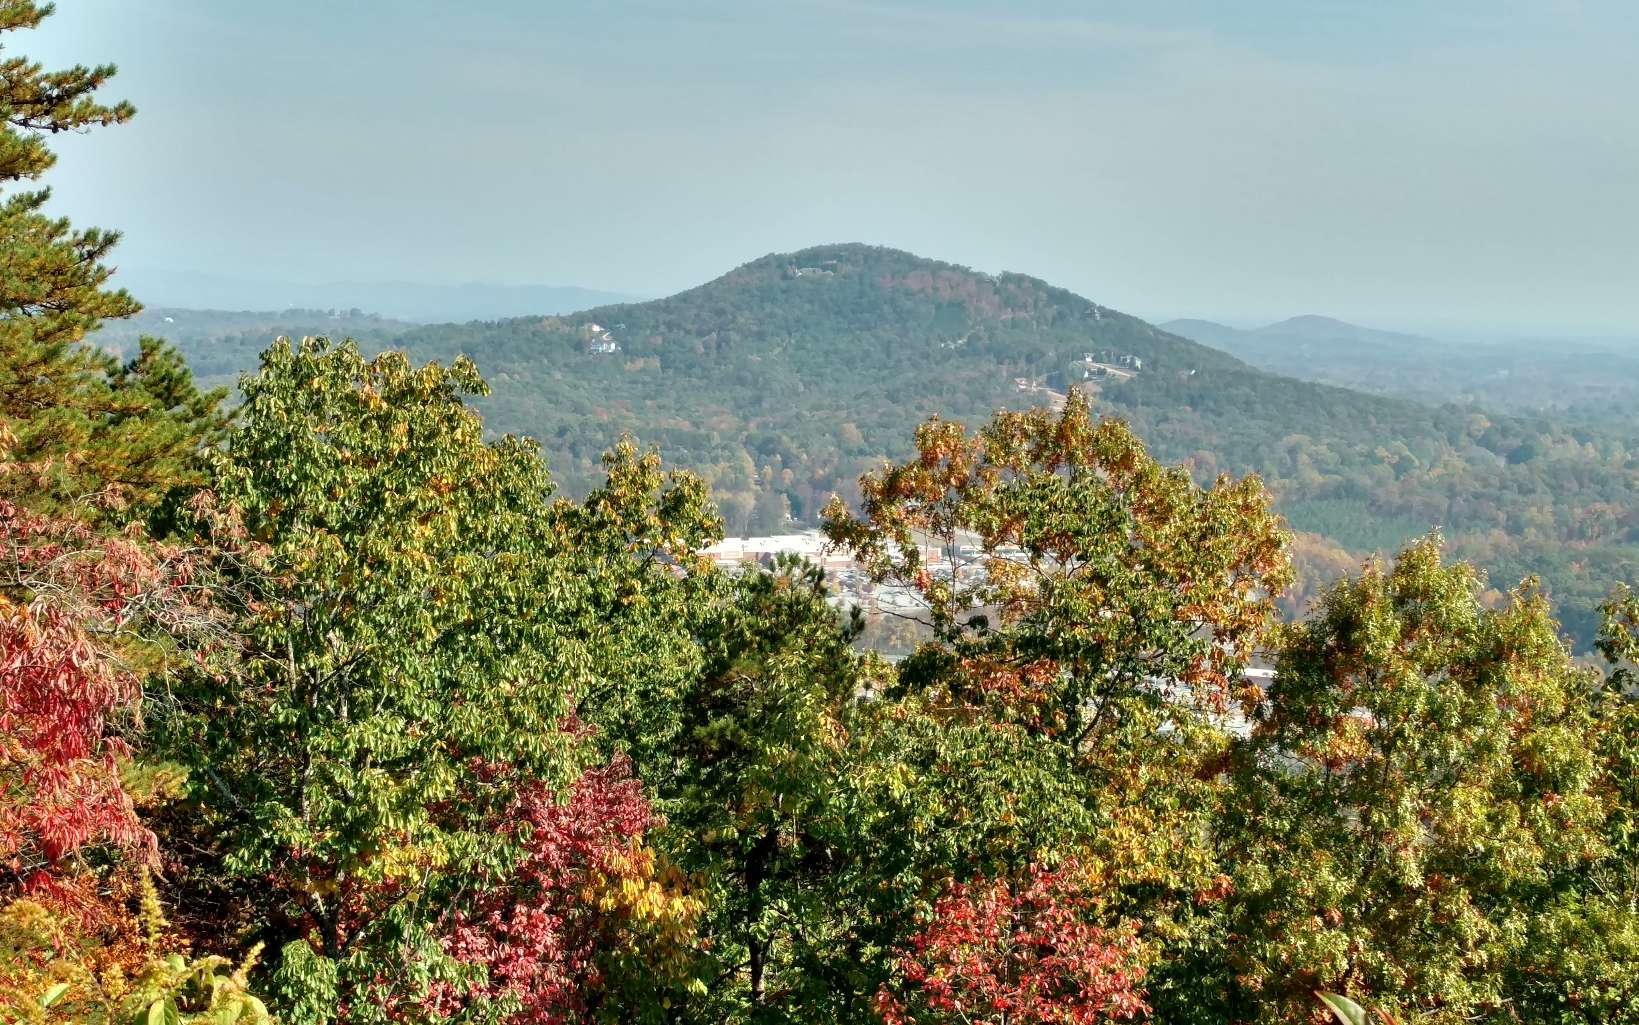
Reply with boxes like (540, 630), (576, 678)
(0, 1), (223, 517)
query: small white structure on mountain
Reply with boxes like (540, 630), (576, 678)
(582, 322), (620, 354)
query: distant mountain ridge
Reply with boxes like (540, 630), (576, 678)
(1161, 314), (1437, 358)
(112, 268), (641, 323)
(142, 242), (1639, 646)
(1163, 313), (1639, 426)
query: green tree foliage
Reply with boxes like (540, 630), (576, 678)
(156, 339), (726, 1021)
(1598, 583), (1639, 685)
(18, 322), (1639, 1024)
(551, 436), (722, 775)
(654, 555), (862, 1020)
(1495, 583), (1639, 1025)
(0, 2), (222, 518)
(824, 693), (1104, 1020)
(162, 339), (600, 1017)
(1222, 538), (1609, 1022)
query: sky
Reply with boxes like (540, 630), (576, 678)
(30, 0), (1639, 335)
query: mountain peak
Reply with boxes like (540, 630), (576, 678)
(576, 242), (1248, 379)
(1160, 317), (1236, 334)
(1267, 314), (1353, 330)
(1254, 315), (1369, 340)
(719, 243), (983, 284)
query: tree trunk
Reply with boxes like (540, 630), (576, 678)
(746, 831), (778, 1007)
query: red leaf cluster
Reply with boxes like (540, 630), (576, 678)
(430, 756), (670, 1024)
(0, 501), (182, 903)
(877, 862), (1148, 1025)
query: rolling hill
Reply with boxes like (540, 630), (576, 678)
(1164, 314), (1639, 425)
(1161, 315), (1436, 365)
(132, 243), (1639, 646)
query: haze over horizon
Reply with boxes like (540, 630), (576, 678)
(31, 0), (1638, 336)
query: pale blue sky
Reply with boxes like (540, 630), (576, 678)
(30, 1), (1639, 333)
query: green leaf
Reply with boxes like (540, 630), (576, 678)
(39, 982), (71, 1008)
(245, 995), (272, 1024)
(1318, 992), (1369, 1025)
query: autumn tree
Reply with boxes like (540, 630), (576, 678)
(0, 13), (258, 1018)
(2, 505), (161, 904)
(429, 756), (701, 1025)
(2, 870), (271, 1025)
(823, 393), (1292, 996)
(1221, 538), (1608, 1022)
(825, 692), (1105, 1022)
(0, 492), (250, 1014)
(822, 391), (1290, 737)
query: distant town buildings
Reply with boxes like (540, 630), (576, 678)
(700, 532), (844, 569)
(699, 530), (961, 617)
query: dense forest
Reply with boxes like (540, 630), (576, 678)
(8, 6), (1639, 1025)
(147, 249), (1639, 648)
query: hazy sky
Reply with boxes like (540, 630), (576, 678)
(31, 1), (1639, 334)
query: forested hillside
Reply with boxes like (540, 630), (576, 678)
(160, 244), (1639, 645)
